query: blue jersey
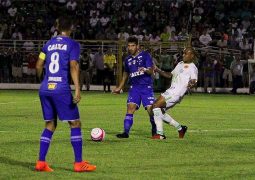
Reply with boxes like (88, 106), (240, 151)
(39, 36), (80, 94)
(124, 51), (153, 85)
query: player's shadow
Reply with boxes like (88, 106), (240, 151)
(0, 156), (34, 171)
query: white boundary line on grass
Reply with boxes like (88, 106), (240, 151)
(0, 99), (39, 105)
(188, 129), (254, 132)
(0, 129), (254, 133)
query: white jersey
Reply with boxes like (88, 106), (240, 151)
(168, 61), (198, 97)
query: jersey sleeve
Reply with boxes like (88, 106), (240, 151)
(69, 41), (80, 62)
(190, 65), (198, 80)
(145, 52), (153, 68)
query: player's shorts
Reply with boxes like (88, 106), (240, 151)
(39, 91), (80, 121)
(222, 69), (232, 82)
(161, 90), (183, 110)
(127, 84), (154, 110)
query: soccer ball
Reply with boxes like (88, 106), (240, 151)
(90, 128), (105, 141)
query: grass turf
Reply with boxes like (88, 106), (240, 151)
(0, 90), (255, 179)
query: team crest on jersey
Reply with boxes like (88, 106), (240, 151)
(48, 83), (57, 90)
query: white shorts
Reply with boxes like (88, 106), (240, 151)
(222, 69), (232, 82)
(161, 90), (182, 110)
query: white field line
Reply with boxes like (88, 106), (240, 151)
(0, 99), (39, 105)
(0, 129), (254, 133)
(188, 129), (254, 132)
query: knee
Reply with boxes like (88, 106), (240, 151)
(152, 107), (163, 118)
(45, 121), (57, 132)
(69, 120), (81, 128)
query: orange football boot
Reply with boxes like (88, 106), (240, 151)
(35, 161), (53, 172)
(74, 161), (96, 172)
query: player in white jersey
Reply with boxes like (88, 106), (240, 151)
(152, 47), (198, 139)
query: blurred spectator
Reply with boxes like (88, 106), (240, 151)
(66, 0), (77, 11)
(7, 4), (17, 17)
(11, 28), (22, 40)
(160, 50), (173, 90)
(103, 48), (116, 92)
(222, 53), (234, 87)
(118, 28), (129, 41)
(160, 27), (171, 42)
(26, 53), (37, 83)
(100, 14), (110, 27)
(249, 64), (255, 94)
(90, 13), (99, 28)
(203, 56), (216, 93)
(93, 47), (105, 85)
(79, 49), (92, 91)
(23, 38), (35, 51)
(217, 36), (227, 49)
(1, 0), (11, 8)
(11, 49), (23, 83)
(72, 25), (85, 40)
(230, 56), (243, 94)
(199, 30), (212, 47)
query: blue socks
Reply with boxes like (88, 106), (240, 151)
(71, 128), (83, 162)
(124, 114), (133, 134)
(39, 128), (53, 161)
(150, 116), (157, 135)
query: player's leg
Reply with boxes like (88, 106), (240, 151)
(116, 86), (141, 138)
(36, 95), (57, 172)
(68, 120), (96, 172)
(55, 92), (95, 172)
(141, 86), (157, 136)
(151, 95), (166, 139)
(116, 103), (137, 138)
(162, 113), (188, 138)
(146, 106), (157, 136)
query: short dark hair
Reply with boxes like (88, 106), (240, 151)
(58, 16), (73, 32)
(127, 36), (138, 45)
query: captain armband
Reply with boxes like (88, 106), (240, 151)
(39, 52), (46, 60)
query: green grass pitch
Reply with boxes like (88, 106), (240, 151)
(0, 90), (255, 179)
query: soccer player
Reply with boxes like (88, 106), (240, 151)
(152, 47), (198, 139)
(112, 36), (156, 138)
(35, 16), (96, 172)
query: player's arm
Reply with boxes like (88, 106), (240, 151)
(154, 65), (172, 79)
(112, 71), (128, 94)
(36, 52), (46, 79)
(70, 60), (81, 104)
(138, 67), (153, 75)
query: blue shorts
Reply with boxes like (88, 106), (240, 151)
(39, 92), (80, 121)
(127, 85), (155, 109)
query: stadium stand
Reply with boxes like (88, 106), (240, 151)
(0, 0), (254, 93)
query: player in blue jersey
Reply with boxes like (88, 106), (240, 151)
(35, 16), (96, 172)
(112, 36), (156, 138)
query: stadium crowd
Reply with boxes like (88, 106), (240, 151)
(0, 0), (255, 93)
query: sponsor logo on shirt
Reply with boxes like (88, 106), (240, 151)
(48, 76), (62, 82)
(48, 83), (57, 90)
(130, 71), (144, 77)
(48, 44), (67, 51)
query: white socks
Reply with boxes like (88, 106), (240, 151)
(153, 108), (164, 135)
(162, 113), (182, 131)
